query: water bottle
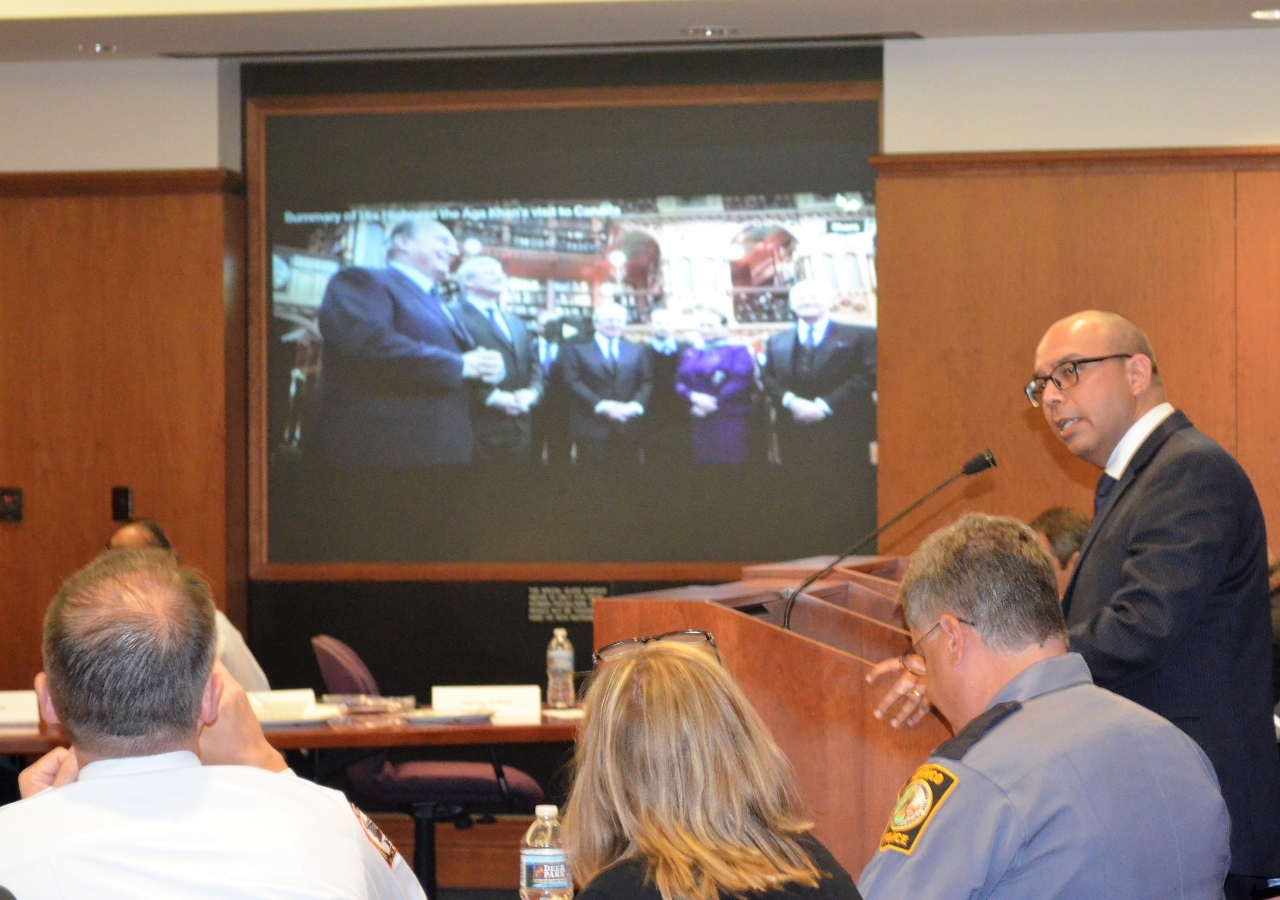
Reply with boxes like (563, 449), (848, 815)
(546, 628), (575, 709)
(520, 804), (573, 900)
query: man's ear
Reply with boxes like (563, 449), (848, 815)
(34, 673), (59, 726)
(1126, 354), (1155, 396)
(198, 667), (224, 728)
(938, 614), (970, 666)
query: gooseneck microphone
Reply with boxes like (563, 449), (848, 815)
(781, 450), (997, 629)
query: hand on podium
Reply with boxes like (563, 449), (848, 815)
(866, 658), (933, 729)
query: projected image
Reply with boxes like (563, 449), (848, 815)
(271, 193), (876, 468)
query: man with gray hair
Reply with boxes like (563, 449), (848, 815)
(0, 549), (425, 900)
(561, 301), (653, 464)
(858, 514), (1230, 900)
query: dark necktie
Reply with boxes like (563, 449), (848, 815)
(486, 307), (511, 347)
(1094, 473), (1118, 518)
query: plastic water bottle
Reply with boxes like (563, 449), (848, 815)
(546, 628), (575, 709)
(520, 804), (573, 900)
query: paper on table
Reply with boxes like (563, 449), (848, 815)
(0, 691), (38, 726)
(431, 685), (542, 725)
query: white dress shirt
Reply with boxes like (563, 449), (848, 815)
(1104, 402), (1175, 480)
(797, 316), (831, 349)
(594, 333), (621, 362)
(0, 751), (425, 900)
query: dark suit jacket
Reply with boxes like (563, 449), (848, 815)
(761, 321), (876, 416)
(450, 299), (543, 444)
(315, 266), (474, 466)
(561, 339), (653, 447)
(1064, 410), (1280, 876)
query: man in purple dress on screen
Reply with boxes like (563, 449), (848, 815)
(675, 308), (757, 464)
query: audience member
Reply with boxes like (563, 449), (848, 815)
(450, 256), (543, 463)
(1028, 506), (1090, 598)
(870, 311), (1280, 898)
(858, 514), (1230, 900)
(675, 308), (758, 464)
(0, 548), (425, 899)
(561, 302), (653, 464)
(564, 637), (862, 900)
(761, 280), (876, 469)
(642, 307), (692, 465)
(314, 216), (504, 466)
(109, 519), (270, 691)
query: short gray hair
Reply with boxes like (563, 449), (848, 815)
(455, 255), (504, 286)
(900, 514), (1066, 653)
(43, 549), (217, 756)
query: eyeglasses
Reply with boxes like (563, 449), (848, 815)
(899, 618), (975, 677)
(1024, 354), (1133, 408)
(592, 630), (719, 666)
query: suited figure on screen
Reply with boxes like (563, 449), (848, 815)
(449, 256), (543, 464)
(561, 301), (653, 465)
(314, 217), (504, 466)
(531, 310), (573, 465)
(642, 307), (693, 465)
(761, 279), (876, 468)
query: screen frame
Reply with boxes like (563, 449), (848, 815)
(246, 80), (882, 582)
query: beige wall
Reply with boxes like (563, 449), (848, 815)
(884, 29), (1280, 153)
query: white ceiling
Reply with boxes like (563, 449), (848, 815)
(0, 0), (1274, 62)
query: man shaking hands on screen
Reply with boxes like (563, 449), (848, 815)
(0, 549), (425, 900)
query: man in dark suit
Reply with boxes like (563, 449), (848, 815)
(761, 279), (876, 469)
(313, 218), (504, 466)
(530, 310), (572, 465)
(1028, 311), (1279, 897)
(449, 256), (543, 464)
(642, 307), (691, 465)
(561, 301), (652, 465)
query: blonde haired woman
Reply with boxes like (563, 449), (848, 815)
(563, 634), (862, 900)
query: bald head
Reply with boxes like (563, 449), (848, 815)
(108, 520), (170, 551)
(1033, 311), (1166, 468)
(42, 548), (217, 757)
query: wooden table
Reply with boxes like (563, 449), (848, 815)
(0, 714), (578, 757)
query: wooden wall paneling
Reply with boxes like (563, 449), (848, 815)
(1235, 170), (1280, 551)
(223, 194), (249, 629)
(0, 175), (242, 689)
(874, 168), (1237, 552)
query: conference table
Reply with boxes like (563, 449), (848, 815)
(0, 713), (578, 757)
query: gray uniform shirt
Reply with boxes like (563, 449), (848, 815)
(858, 653), (1230, 900)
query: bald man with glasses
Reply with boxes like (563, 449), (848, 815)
(871, 310), (1280, 899)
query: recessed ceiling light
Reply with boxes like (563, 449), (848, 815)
(1251, 9), (1280, 19)
(681, 26), (738, 38)
(76, 43), (118, 55)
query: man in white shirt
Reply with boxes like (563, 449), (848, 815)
(561, 302), (652, 464)
(0, 548), (425, 900)
(870, 310), (1280, 899)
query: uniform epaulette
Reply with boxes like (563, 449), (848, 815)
(934, 700), (1022, 761)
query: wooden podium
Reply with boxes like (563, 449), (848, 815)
(593, 557), (950, 878)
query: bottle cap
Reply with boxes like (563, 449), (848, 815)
(535, 804), (559, 818)
(553, 628), (567, 637)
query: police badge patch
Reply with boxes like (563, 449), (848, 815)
(351, 802), (398, 868)
(879, 763), (958, 855)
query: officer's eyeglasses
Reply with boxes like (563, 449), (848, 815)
(592, 630), (719, 667)
(1024, 354), (1134, 408)
(899, 618), (975, 677)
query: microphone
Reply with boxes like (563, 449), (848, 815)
(781, 449), (997, 629)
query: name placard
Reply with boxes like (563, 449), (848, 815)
(431, 685), (542, 725)
(0, 691), (38, 727)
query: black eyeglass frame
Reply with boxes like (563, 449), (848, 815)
(1024, 354), (1134, 408)
(899, 617), (976, 677)
(591, 630), (719, 667)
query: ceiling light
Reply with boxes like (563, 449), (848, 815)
(681, 26), (738, 38)
(1251, 9), (1280, 19)
(76, 43), (118, 55)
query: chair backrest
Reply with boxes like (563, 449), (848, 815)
(310, 635), (381, 696)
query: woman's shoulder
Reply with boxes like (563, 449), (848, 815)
(577, 857), (659, 900)
(781, 834), (864, 900)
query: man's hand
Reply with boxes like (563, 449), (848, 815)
(865, 658), (933, 728)
(512, 388), (538, 412)
(462, 348), (506, 384)
(198, 662), (288, 773)
(486, 390), (523, 416)
(18, 747), (79, 798)
(787, 396), (827, 425)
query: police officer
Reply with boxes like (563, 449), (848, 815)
(858, 514), (1230, 900)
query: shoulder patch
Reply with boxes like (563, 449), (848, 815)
(351, 802), (398, 868)
(934, 700), (1021, 761)
(878, 763), (958, 856)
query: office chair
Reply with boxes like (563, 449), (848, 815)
(310, 635), (544, 896)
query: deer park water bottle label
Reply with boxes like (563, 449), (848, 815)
(521, 848), (571, 889)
